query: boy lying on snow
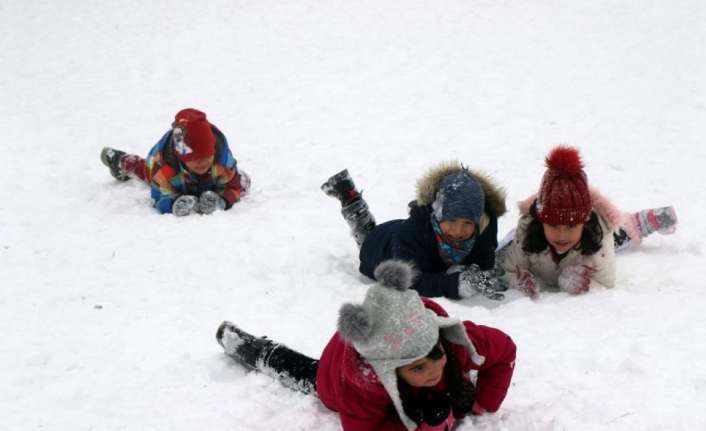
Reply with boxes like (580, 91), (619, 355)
(101, 108), (250, 216)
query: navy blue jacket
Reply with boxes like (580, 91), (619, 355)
(359, 202), (499, 299)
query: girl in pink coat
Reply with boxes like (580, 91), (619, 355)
(217, 260), (516, 431)
(499, 145), (677, 298)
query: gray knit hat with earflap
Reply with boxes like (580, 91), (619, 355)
(337, 260), (485, 431)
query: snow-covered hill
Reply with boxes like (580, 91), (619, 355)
(2, 1), (705, 430)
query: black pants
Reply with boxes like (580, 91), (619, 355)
(251, 343), (320, 395)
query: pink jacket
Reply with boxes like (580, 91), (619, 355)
(315, 298), (516, 431)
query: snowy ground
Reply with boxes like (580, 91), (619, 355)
(2, 1), (706, 430)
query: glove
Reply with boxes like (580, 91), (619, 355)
(417, 412), (454, 431)
(172, 195), (198, 217)
(558, 265), (595, 295)
(515, 268), (539, 299)
(198, 191), (226, 215)
(417, 392), (455, 431)
(458, 264), (506, 300)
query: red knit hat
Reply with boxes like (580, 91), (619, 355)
(171, 108), (216, 162)
(536, 146), (592, 225)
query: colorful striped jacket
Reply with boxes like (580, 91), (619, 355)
(146, 126), (246, 214)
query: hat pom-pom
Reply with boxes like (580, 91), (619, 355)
(338, 303), (372, 343)
(545, 145), (584, 176)
(374, 260), (415, 291)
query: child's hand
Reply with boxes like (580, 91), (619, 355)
(515, 268), (539, 299)
(558, 265), (595, 295)
(198, 191), (226, 215)
(417, 412), (454, 431)
(417, 392), (455, 430)
(458, 265), (506, 301)
(173, 195), (198, 217)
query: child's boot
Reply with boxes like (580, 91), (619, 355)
(322, 169), (376, 245)
(342, 198), (377, 246)
(216, 321), (276, 369)
(100, 147), (130, 181)
(615, 206), (678, 251)
(321, 169), (361, 207)
(632, 206), (678, 237)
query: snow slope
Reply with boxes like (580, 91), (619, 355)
(2, 1), (706, 430)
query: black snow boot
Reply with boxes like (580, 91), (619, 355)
(321, 169), (361, 206)
(342, 199), (376, 246)
(100, 147), (129, 181)
(216, 321), (276, 370)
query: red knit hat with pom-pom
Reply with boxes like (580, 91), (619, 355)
(536, 146), (591, 225)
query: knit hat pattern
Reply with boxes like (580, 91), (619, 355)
(536, 146), (592, 225)
(172, 108), (216, 162)
(337, 259), (484, 431)
(431, 171), (485, 225)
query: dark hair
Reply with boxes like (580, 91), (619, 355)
(397, 334), (476, 424)
(522, 200), (603, 256)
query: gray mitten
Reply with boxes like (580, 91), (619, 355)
(198, 191), (226, 215)
(458, 264), (506, 300)
(172, 195), (198, 217)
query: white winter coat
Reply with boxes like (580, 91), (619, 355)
(500, 189), (633, 292)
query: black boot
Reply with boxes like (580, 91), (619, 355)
(216, 321), (276, 370)
(321, 169), (361, 206)
(100, 147), (129, 181)
(613, 227), (632, 251)
(342, 199), (376, 246)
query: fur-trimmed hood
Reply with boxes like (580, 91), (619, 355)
(416, 161), (507, 219)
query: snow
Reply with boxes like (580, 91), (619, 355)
(2, 1), (706, 430)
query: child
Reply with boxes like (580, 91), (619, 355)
(321, 162), (508, 300)
(216, 260), (516, 431)
(100, 108), (250, 216)
(499, 146), (677, 298)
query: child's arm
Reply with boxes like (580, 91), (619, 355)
(210, 147), (244, 209)
(336, 389), (410, 431)
(149, 165), (182, 214)
(499, 231), (536, 295)
(560, 226), (617, 293)
(463, 322), (516, 412)
(587, 227), (617, 289)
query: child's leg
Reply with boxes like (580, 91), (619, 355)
(615, 206), (678, 251)
(216, 321), (318, 394)
(100, 147), (148, 183)
(120, 154), (148, 182)
(322, 169), (377, 246)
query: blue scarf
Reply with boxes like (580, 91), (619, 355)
(431, 216), (476, 266)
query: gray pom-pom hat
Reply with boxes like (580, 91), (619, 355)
(337, 259), (485, 431)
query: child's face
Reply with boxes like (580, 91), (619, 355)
(396, 345), (447, 388)
(185, 155), (215, 175)
(439, 218), (476, 247)
(542, 223), (584, 254)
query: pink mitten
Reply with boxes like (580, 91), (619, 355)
(558, 265), (595, 294)
(516, 268), (539, 299)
